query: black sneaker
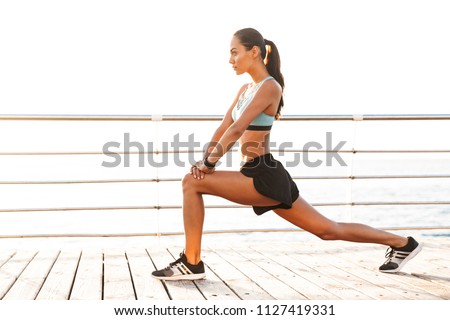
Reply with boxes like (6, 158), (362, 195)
(379, 236), (423, 273)
(152, 252), (206, 280)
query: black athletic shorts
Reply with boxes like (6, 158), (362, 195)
(240, 153), (299, 215)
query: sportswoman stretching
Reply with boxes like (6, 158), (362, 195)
(152, 28), (422, 280)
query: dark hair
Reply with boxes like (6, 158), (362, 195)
(234, 28), (284, 119)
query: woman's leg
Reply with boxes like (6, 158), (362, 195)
(274, 194), (408, 248)
(182, 170), (280, 264)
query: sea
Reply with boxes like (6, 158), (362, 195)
(0, 116), (449, 249)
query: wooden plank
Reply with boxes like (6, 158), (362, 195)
(0, 251), (37, 299)
(3, 250), (60, 300)
(147, 247), (204, 300)
(412, 244), (450, 267)
(248, 244), (373, 299)
(290, 241), (432, 299)
(204, 247), (274, 300)
(0, 239), (447, 301)
(36, 250), (81, 300)
(345, 241), (450, 294)
(268, 241), (405, 300)
(417, 244), (450, 274)
(410, 272), (450, 296)
(0, 251), (16, 267)
(401, 245), (450, 277)
(426, 254), (450, 270)
(126, 248), (169, 300)
(300, 240), (450, 299)
(166, 247), (239, 300)
(319, 241), (444, 300)
(304, 249), (405, 300)
(227, 246), (309, 299)
(212, 247), (304, 300)
(251, 244), (341, 300)
(409, 244), (450, 273)
(298, 251), (407, 300)
(392, 272), (450, 299)
(362, 243), (450, 297)
(267, 244), (365, 299)
(103, 249), (136, 300)
(70, 249), (103, 300)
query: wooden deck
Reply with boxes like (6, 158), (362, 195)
(0, 238), (449, 300)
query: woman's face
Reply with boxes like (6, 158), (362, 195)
(229, 36), (254, 75)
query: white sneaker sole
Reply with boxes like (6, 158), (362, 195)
(379, 242), (423, 273)
(152, 273), (206, 281)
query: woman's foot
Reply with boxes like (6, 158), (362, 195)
(152, 252), (206, 280)
(379, 236), (423, 273)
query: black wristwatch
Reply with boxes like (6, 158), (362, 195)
(203, 157), (216, 169)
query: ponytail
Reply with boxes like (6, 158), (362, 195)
(234, 28), (285, 119)
(263, 39), (284, 119)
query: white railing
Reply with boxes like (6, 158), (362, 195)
(1, 114), (449, 238)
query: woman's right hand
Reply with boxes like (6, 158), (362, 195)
(190, 160), (215, 180)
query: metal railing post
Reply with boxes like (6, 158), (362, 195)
(345, 115), (364, 221)
(151, 114), (163, 239)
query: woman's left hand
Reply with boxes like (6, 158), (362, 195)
(190, 160), (215, 180)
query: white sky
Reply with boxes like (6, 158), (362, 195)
(1, 0), (449, 116)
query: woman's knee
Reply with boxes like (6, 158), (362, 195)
(314, 222), (341, 241)
(182, 173), (201, 193)
(182, 173), (193, 189)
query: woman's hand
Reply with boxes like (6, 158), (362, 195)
(190, 160), (215, 180)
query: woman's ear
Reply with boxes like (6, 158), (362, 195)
(251, 45), (260, 58)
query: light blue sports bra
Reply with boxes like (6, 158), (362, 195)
(231, 76), (275, 131)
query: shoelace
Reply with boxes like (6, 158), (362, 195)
(384, 247), (395, 263)
(165, 252), (184, 270)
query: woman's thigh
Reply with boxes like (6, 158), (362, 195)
(274, 195), (337, 234)
(184, 170), (280, 207)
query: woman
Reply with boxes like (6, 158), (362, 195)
(152, 28), (422, 280)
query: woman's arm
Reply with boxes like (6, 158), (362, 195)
(190, 84), (246, 179)
(202, 110), (233, 159)
(206, 81), (281, 164)
(202, 84), (247, 159)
